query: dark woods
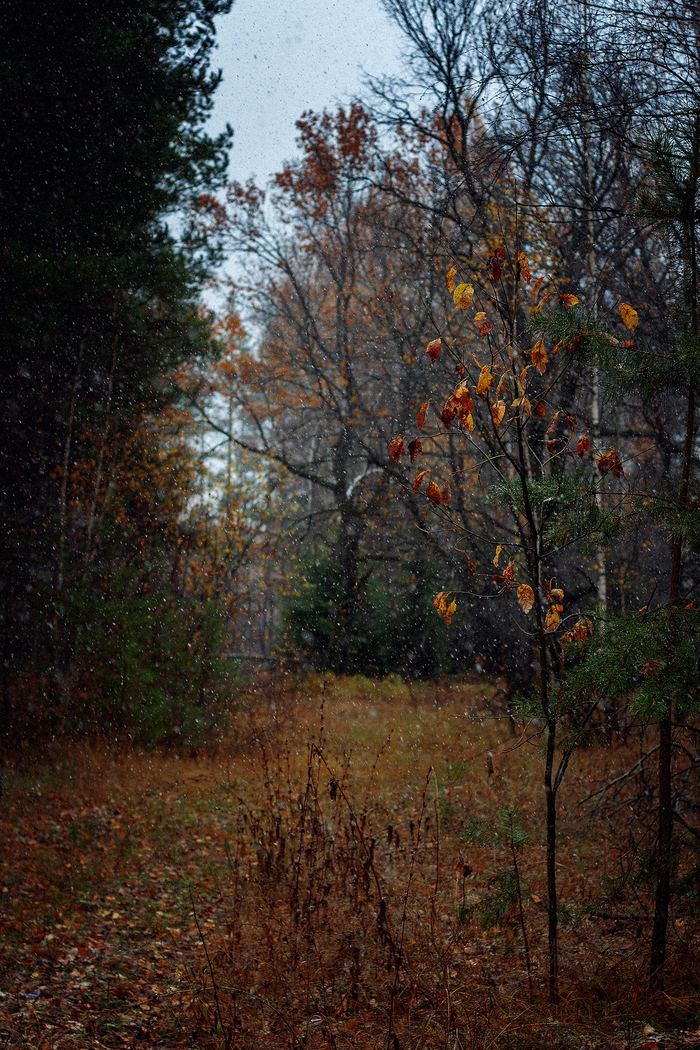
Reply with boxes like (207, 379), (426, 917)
(2, 0), (700, 1009)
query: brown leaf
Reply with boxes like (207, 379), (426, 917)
(544, 607), (561, 633)
(413, 470), (428, 493)
(517, 584), (534, 614)
(531, 275), (544, 301)
(388, 437), (405, 465)
(441, 481), (451, 505)
(453, 384), (474, 413)
(445, 598), (457, 626)
(468, 555), (476, 576)
(577, 434), (590, 458)
(619, 303), (638, 331)
(426, 338), (442, 362)
(408, 438), (423, 462)
(416, 401), (429, 429)
(642, 658), (661, 678)
(433, 592), (448, 616)
(474, 312), (493, 337)
(534, 402), (546, 418)
(426, 480), (442, 505)
(531, 340), (548, 374)
(503, 559), (515, 595)
(491, 400), (506, 426)
(446, 266), (457, 293)
(556, 294), (580, 307)
(441, 406), (456, 427)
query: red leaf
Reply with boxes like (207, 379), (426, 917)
(388, 437), (405, 465)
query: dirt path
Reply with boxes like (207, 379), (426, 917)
(0, 752), (232, 1048)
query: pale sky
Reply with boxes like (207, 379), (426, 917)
(209, 0), (407, 186)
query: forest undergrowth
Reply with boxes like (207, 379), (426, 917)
(1, 673), (699, 1049)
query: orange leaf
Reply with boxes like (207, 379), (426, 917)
(416, 401), (429, 429)
(517, 250), (531, 283)
(517, 584), (534, 614)
(446, 266), (457, 293)
(388, 437), (405, 465)
(476, 365), (494, 397)
(531, 275), (544, 301)
(468, 555), (476, 576)
(426, 338), (442, 361)
(445, 599), (457, 626)
(408, 438), (422, 462)
(434, 592), (448, 616)
(544, 607), (561, 633)
(619, 303), (638, 330)
(531, 340), (548, 374)
(426, 480), (442, 506)
(453, 282), (474, 309)
(413, 470), (428, 493)
(577, 434), (590, 458)
(453, 384), (474, 413)
(556, 294), (579, 307)
(441, 481), (451, 505)
(493, 544), (502, 567)
(534, 402), (546, 418)
(491, 400), (506, 426)
(474, 312), (493, 337)
(503, 560), (515, 594)
(532, 292), (551, 316)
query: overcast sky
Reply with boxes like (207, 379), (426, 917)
(209, 0), (407, 186)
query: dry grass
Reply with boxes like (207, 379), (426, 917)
(194, 673), (700, 1049)
(1, 672), (699, 1048)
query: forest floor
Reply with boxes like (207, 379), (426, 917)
(1, 673), (699, 1049)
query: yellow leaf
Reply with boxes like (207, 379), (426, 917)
(453, 282), (475, 309)
(556, 294), (580, 307)
(446, 266), (457, 293)
(433, 592), (448, 616)
(619, 303), (638, 330)
(445, 599), (457, 625)
(476, 365), (494, 398)
(493, 544), (502, 567)
(464, 412), (474, 433)
(544, 607), (561, 633)
(491, 400), (506, 426)
(517, 584), (534, 614)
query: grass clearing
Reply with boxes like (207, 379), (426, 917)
(1, 673), (699, 1048)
